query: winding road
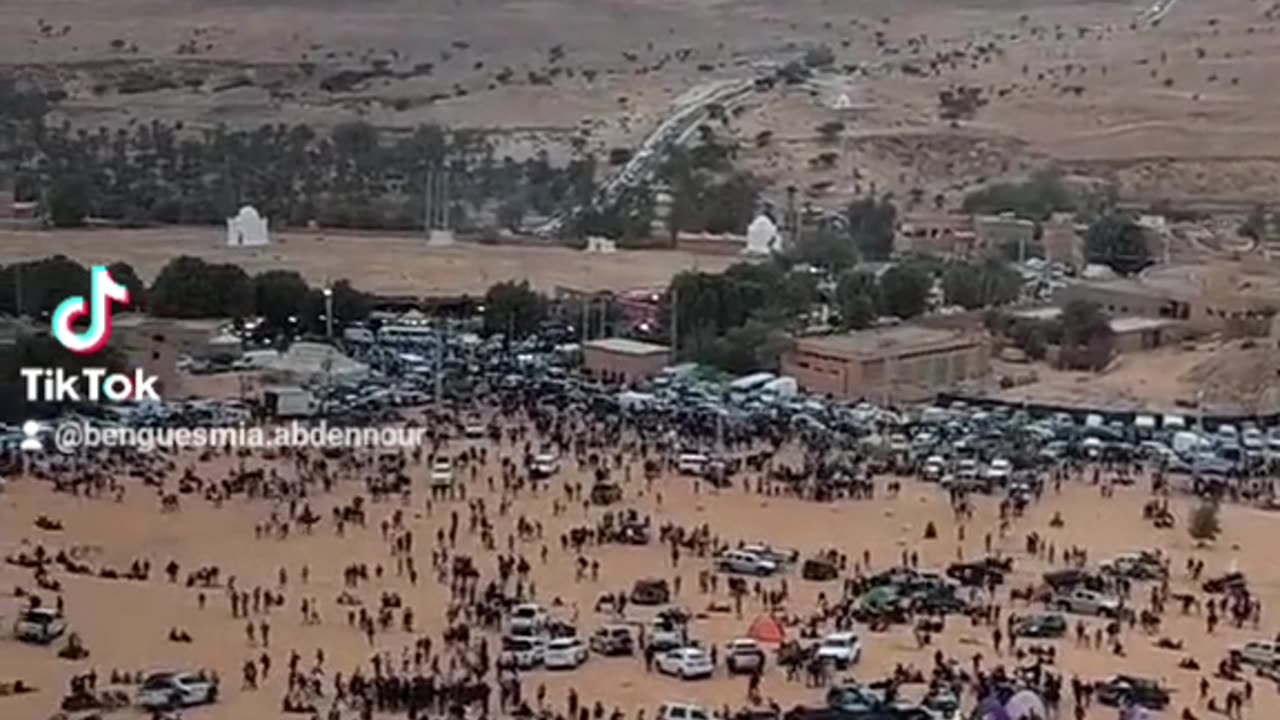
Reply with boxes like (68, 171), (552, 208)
(535, 77), (756, 237)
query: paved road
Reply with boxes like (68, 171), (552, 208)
(535, 77), (756, 237)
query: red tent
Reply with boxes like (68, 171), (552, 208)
(746, 614), (785, 643)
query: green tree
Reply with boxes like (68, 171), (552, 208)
(46, 174), (93, 227)
(0, 255), (91, 316)
(792, 222), (857, 271)
(483, 280), (546, 338)
(253, 270), (311, 330)
(1085, 213), (1152, 276)
(942, 259), (1021, 309)
(107, 261), (147, 310)
(1238, 204), (1268, 242)
(835, 270), (881, 329)
(1188, 500), (1221, 544)
(847, 196), (897, 261)
(961, 167), (1075, 221)
(150, 256), (252, 318)
(703, 319), (792, 374)
(878, 264), (930, 319)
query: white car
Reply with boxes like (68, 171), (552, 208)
(136, 671), (219, 709)
(985, 458), (1012, 483)
(1055, 589), (1121, 617)
(531, 453), (560, 478)
(430, 458), (453, 487)
(815, 632), (862, 669)
(725, 638), (766, 674)
(463, 422), (487, 439)
(657, 703), (710, 720)
(13, 607), (67, 644)
(543, 637), (589, 669)
(508, 603), (549, 634)
(921, 456), (946, 481)
(501, 635), (546, 669)
(1232, 640), (1280, 668)
(656, 647), (714, 679)
(677, 453), (709, 475)
(649, 619), (688, 651)
(716, 550), (777, 576)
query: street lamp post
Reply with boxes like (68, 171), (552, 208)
(322, 287), (334, 341)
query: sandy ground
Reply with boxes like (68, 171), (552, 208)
(2, 425), (1279, 719)
(986, 337), (1280, 416)
(0, 229), (735, 296)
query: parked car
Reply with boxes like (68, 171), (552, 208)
(656, 647), (715, 679)
(500, 635), (545, 669)
(1012, 612), (1067, 639)
(430, 458), (453, 487)
(815, 632), (862, 669)
(13, 607), (67, 644)
(657, 703), (710, 720)
(136, 671), (219, 710)
(649, 617), (689, 651)
(508, 603), (549, 634)
(725, 638), (766, 674)
(531, 452), (560, 478)
(1095, 675), (1170, 710)
(1055, 589), (1121, 617)
(590, 625), (635, 656)
(631, 578), (671, 605)
(1101, 552), (1167, 580)
(543, 637), (589, 669)
(1231, 639), (1280, 668)
(717, 550), (778, 576)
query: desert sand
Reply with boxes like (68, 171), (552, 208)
(1, 417), (1277, 720)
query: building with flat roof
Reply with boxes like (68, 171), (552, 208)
(582, 338), (671, 384)
(1007, 306), (1187, 354)
(113, 315), (230, 398)
(781, 325), (990, 404)
(1055, 262), (1278, 337)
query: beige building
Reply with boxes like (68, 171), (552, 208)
(582, 338), (671, 384)
(975, 214), (1037, 256)
(113, 315), (228, 398)
(1055, 263), (1278, 337)
(781, 325), (990, 404)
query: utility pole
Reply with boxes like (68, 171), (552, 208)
(581, 295), (590, 343)
(669, 285), (679, 359)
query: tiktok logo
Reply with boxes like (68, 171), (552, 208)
(50, 265), (131, 355)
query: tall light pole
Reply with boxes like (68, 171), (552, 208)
(322, 286), (334, 342)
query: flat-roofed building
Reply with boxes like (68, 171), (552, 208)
(582, 338), (671, 384)
(781, 325), (990, 403)
(1055, 262), (1278, 337)
(113, 315), (229, 398)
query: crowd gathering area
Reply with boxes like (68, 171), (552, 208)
(2, 392), (1280, 720)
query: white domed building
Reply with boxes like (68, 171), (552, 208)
(226, 205), (270, 247)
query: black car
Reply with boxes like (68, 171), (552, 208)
(1012, 612), (1067, 638)
(1095, 675), (1171, 710)
(1202, 572), (1248, 595)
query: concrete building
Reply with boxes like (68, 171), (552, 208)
(975, 214), (1037, 257)
(897, 214), (977, 257)
(582, 338), (671, 384)
(781, 325), (990, 404)
(1055, 263), (1278, 337)
(1007, 307), (1187, 353)
(113, 316), (228, 398)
